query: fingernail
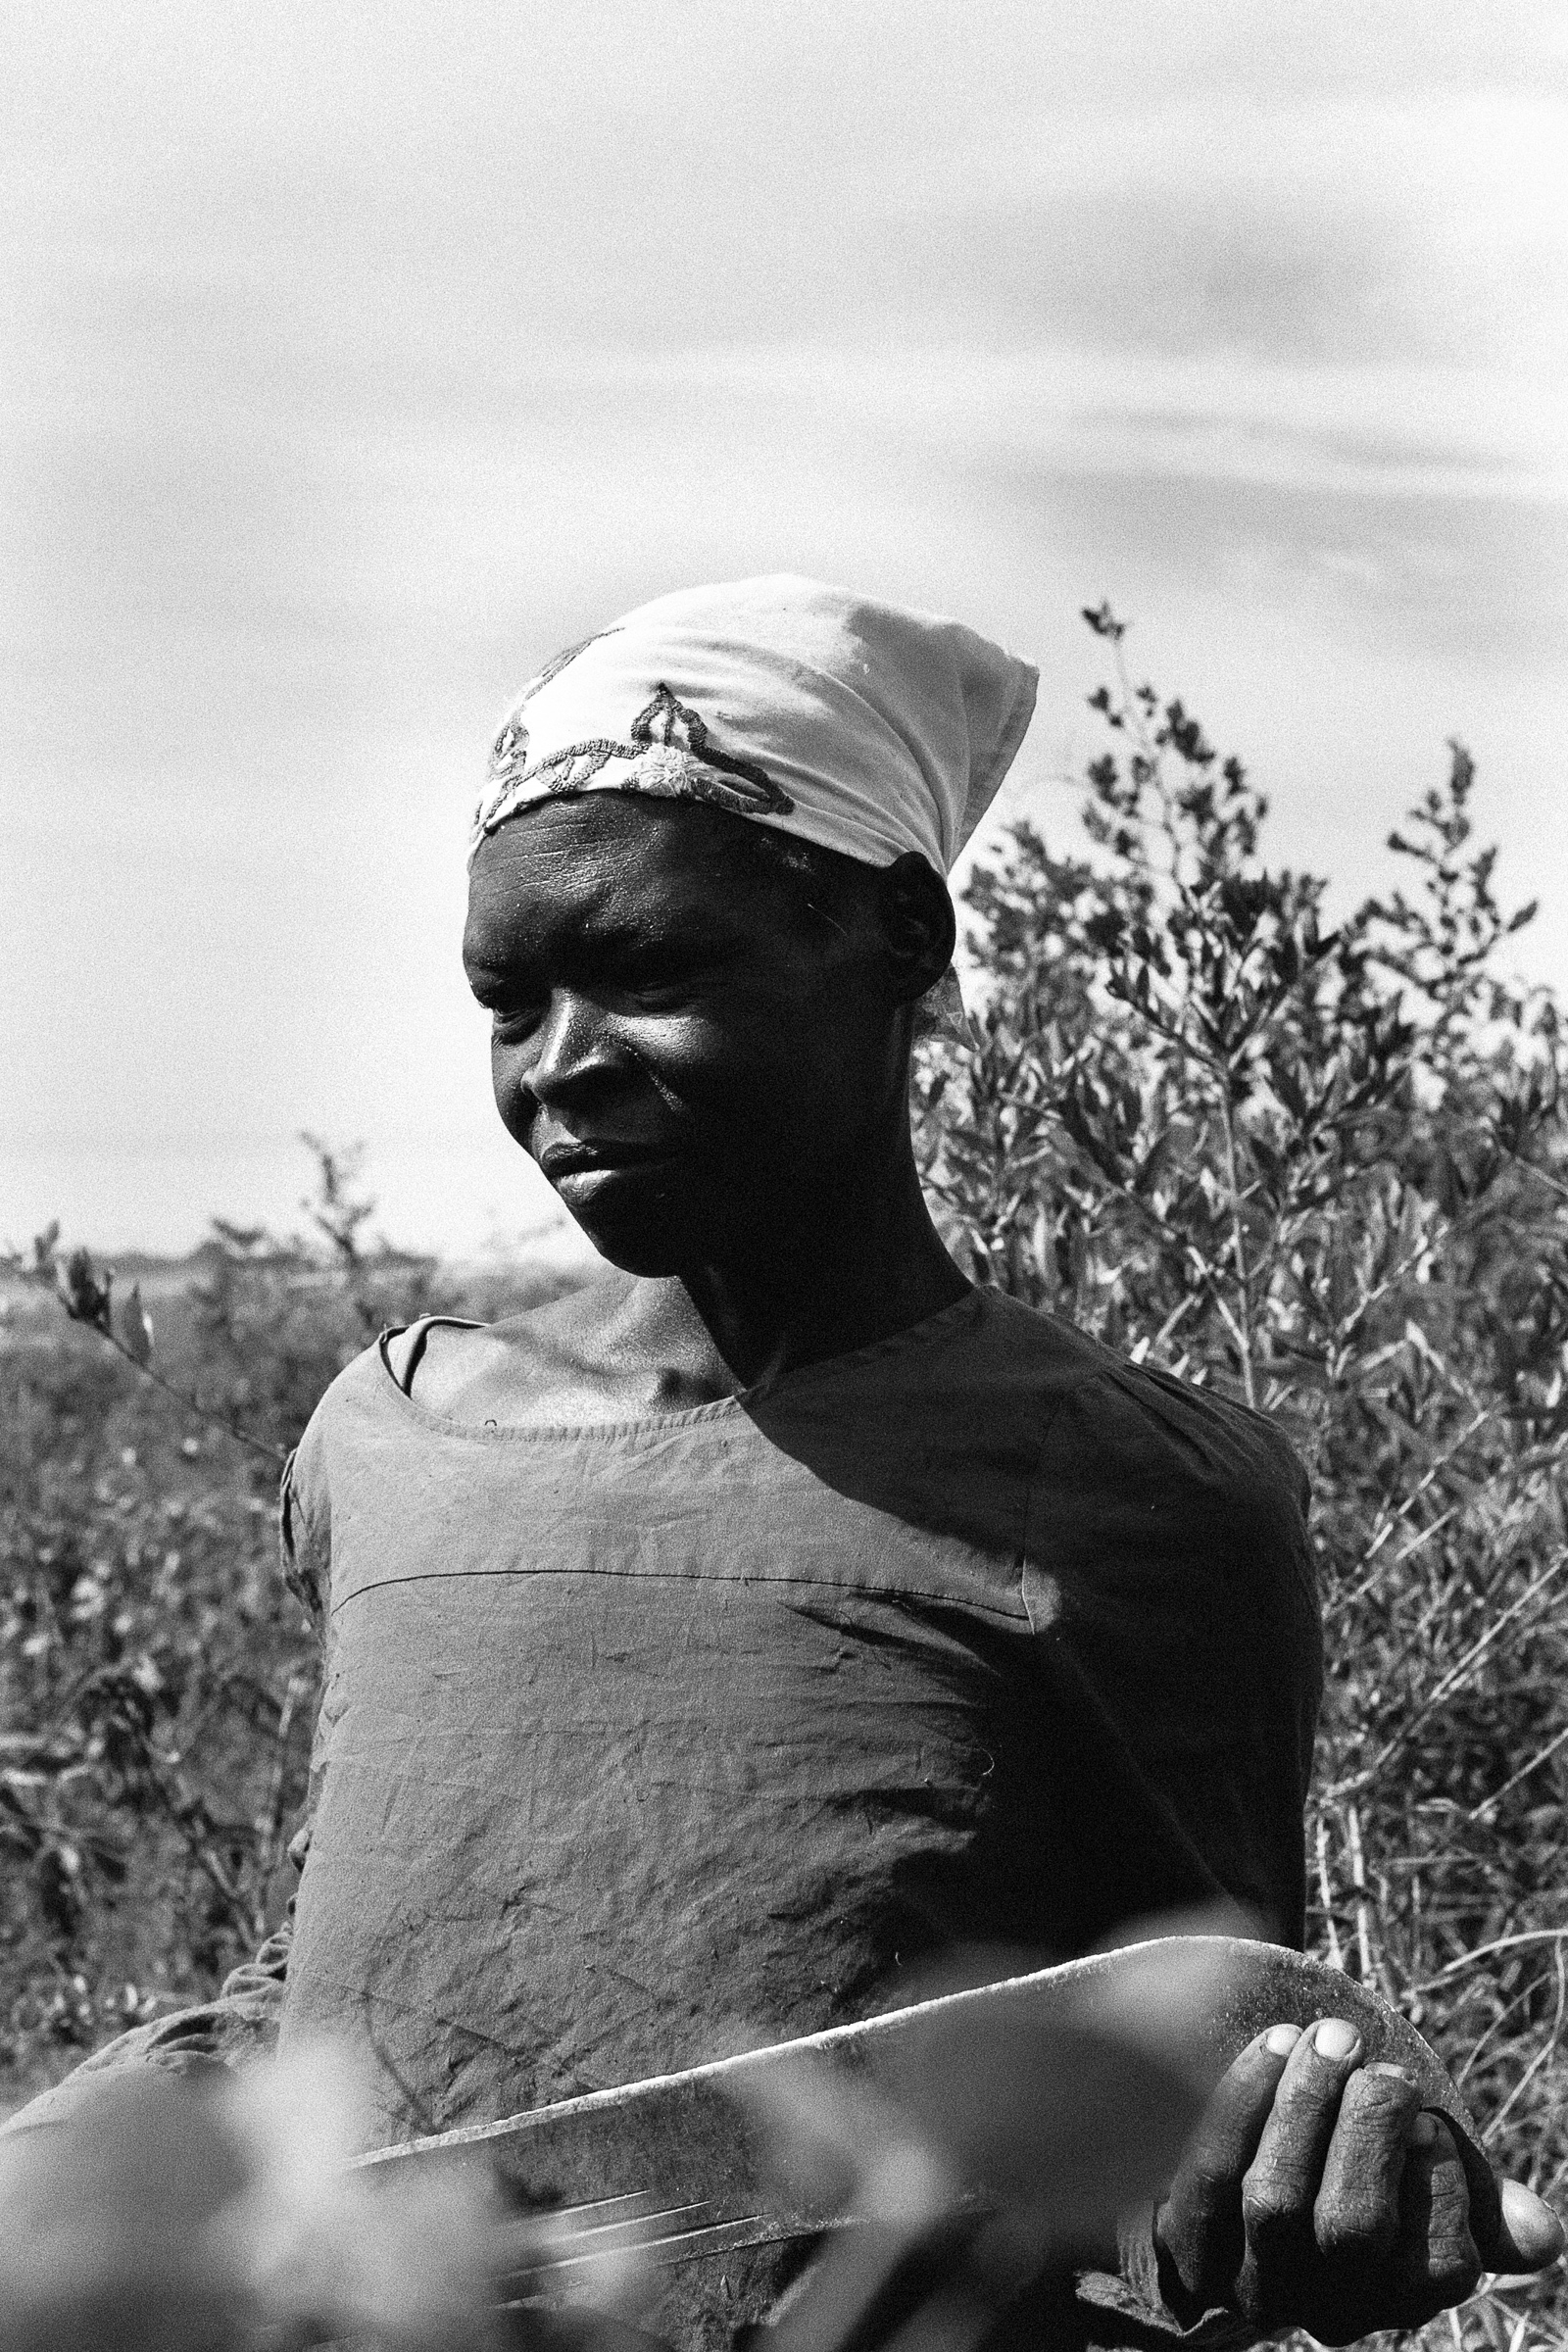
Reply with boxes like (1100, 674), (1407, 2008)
(1411, 2113), (1439, 2149)
(1500, 2178), (1566, 2265)
(1265, 2024), (1302, 2056)
(1314, 2018), (1360, 2061)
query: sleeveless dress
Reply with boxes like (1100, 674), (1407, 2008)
(272, 1287), (1319, 2145)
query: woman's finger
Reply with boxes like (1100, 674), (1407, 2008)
(1312, 2064), (1420, 2268)
(1156, 2026), (1298, 2310)
(1386, 2116), (1481, 2329)
(1237, 2017), (1362, 2315)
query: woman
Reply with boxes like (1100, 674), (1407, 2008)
(14, 577), (1558, 2346)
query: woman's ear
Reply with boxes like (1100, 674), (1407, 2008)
(875, 855), (957, 1002)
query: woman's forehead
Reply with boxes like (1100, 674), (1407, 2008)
(471, 791), (764, 889)
(463, 796), (810, 962)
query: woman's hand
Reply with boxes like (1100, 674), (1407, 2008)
(1155, 2017), (1564, 2345)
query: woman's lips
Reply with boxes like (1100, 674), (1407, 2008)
(536, 1139), (678, 1180)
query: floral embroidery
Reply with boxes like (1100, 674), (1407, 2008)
(474, 677), (795, 848)
(535, 740), (624, 793)
(628, 684), (792, 814)
(485, 629), (625, 796)
(488, 716), (529, 781)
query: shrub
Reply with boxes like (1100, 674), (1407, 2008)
(0, 1145), (578, 2106)
(916, 607), (1568, 2346)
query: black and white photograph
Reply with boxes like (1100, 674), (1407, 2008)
(3, 8), (1566, 2349)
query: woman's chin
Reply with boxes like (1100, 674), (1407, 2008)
(552, 1178), (699, 1278)
(573, 1222), (690, 1278)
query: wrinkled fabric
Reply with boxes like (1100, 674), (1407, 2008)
(5, 1287), (1320, 2349)
(470, 575), (1039, 876)
(271, 1286), (1318, 2143)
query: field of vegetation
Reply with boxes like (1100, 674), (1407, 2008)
(4, 615), (1565, 2348)
(0, 1163), (577, 2107)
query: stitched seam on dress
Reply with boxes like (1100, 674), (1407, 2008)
(1017, 1378), (1079, 1637)
(1022, 1364), (1321, 1634)
(327, 1564), (1032, 1624)
(279, 1447), (329, 1613)
(1090, 1362), (1322, 1625)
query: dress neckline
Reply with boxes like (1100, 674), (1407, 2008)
(377, 1283), (986, 1442)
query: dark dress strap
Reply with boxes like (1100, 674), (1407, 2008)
(378, 1315), (485, 1396)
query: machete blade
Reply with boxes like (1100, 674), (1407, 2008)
(351, 1936), (1476, 2348)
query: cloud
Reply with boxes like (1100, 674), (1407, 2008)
(3, 0), (1564, 1246)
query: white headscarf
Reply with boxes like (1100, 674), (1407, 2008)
(473, 574), (1037, 875)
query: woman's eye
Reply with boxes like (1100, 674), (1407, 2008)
(489, 1001), (544, 1043)
(623, 976), (690, 1005)
(481, 958), (707, 1038)
(612, 956), (703, 1004)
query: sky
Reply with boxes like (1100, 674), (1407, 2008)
(4, 1), (1565, 1257)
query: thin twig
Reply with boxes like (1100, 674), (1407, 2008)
(1411, 1930), (1568, 1997)
(1217, 1081), (1257, 1409)
(1469, 1722), (1568, 1824)
(68, 1315), (289, 1466)
(1327, 1548), (1568, 1796)
(1481, 1942), (1568, 2145)
(1346, 1803), (1374, 1984)
(1316, 1815), (1346, 1973)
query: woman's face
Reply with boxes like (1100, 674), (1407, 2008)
(462, 796), (915, 1275)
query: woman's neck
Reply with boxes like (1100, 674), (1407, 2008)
(616, 1151), (972, 1394)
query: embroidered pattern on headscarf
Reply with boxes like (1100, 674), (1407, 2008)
(476, 679), (794, 844)
(625, 685), (792, 812)
(483, 629), (623, 806)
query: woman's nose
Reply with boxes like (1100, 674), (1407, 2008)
(525, 990), (612, 1103)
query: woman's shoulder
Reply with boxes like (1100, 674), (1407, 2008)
(966, 1287), (1310, 1524)
(383, 1278), (632, 1426)
(282, 1280), (607, 1447)
(282, 1281), (631, 1541)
